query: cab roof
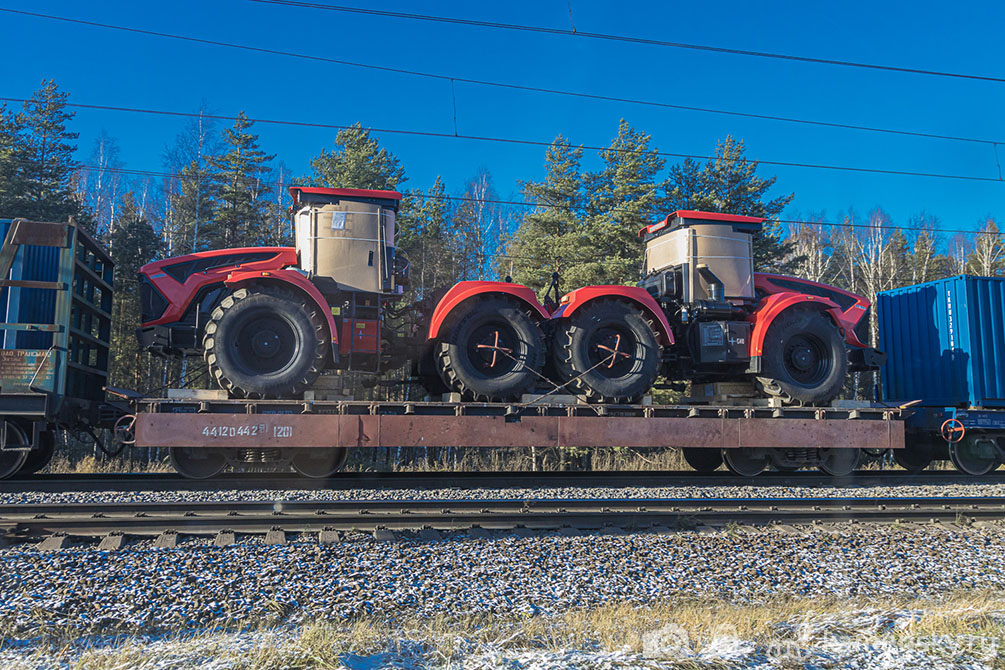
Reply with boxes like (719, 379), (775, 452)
(639, 210), (764, 237)
(289, 186), (404, 206)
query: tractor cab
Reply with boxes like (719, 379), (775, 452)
(288, 186), (407, 296)
(639, 210), (762, 307)
(638, 211), (763, 369)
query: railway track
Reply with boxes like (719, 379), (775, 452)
(3, 469), (1003, 494)
(2, 496), (1003, 547)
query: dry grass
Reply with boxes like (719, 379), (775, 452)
(40, 446), (946, 475)
(43, 454), (172, 475)
(20, 591), (1005, 669)
(344, 446), (691, 473)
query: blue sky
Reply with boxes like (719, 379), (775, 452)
(3, 0), (1004, 238)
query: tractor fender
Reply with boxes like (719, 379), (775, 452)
(427, 281), (549, 340)
(224, 269), (338, 347)
(551, 286), (674, 345)
(748, 292), (844, 357)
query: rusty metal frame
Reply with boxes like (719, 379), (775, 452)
(133, 400), (903, 451)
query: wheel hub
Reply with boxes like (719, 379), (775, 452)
(790, 344), (816, 372)
(588, 327), (636, 378)
(783, 334), (828, 384)
(474, 329), (512, 369)
(251, 330), (282, 359)
(232, 311), (300, 375)
(595, 333), (631, 368)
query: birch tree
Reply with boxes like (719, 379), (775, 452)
(967, 217), (1005, 276)
(77, 131), (123, 237)
(786, 216), (832, 283)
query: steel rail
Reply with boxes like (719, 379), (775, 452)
(2, 470), (999, 494)
(2, 496), (1003, 540)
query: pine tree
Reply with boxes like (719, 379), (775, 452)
(207, 112), (274, 248)
(169, 160), (218, 253)
(667, 136), (796, 272)
(309, 123), (405, 190)
(397, 176), (454, 296)
(581, 120), (666, 285)
(0, 103), (24, 218)
(9, 81), (86, 224)
(108, 192), (163, 389)
(508, 123), (668, 291)
(507, 136), (588, 292)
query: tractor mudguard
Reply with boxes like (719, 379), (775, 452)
(551, 286), (674, 345)
(225, 268), (339, 350)
(748, 293), (844, 357)
(139, 247), (296, 326)
(753, 273), (871, 348)
(427, 281), (550, 340)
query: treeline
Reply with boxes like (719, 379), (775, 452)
(0, 80), (1001, 399)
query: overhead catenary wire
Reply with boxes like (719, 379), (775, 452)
(1, 96), (1001, 185)
(60, 160), (1005, 239)
(250, 0), (1005, 85)
(0, 7), (1002, 147)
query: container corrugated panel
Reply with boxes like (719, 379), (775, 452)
(0, 220), (60, 350)
(878, 275), (1005, 408)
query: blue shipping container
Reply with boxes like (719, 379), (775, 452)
(0, 220), (60, 350)
(878, 275), (1005, 408)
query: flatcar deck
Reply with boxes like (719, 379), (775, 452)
(131, 399), (903, 451)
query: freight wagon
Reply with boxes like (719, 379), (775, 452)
(878, 275), (1005, 474)
(0, 218), (120, 478)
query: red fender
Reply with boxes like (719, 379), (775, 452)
(748, 293), (845, 357)
(225, 268), (338, 346)
(139, 247), (296, 326)
(552, 286), (674, 345)
(427, 281), (549, 340)
(753, 273), (871, 348)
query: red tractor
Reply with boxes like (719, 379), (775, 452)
(138, 187), (882, 414)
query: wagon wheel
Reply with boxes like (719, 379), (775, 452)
(681, 448), (723, 473)
(169, 447), (227, 479)
(949, 436), (999, 476)
(0, 421), (29, 480)
(817, 448), (861, 477)
(722, 448), (769, 477)
(290, 448), (349, 478)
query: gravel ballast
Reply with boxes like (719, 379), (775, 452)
(1, 524), (1003, 641)
(3, 481), (1005, 506)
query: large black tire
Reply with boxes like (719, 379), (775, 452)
(553, 299), (661, 403)
(756, 308), (847, 406)
(204, 287), (327, 399)
(414, 343), (450, 397)
(436, 296), (546, 402)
